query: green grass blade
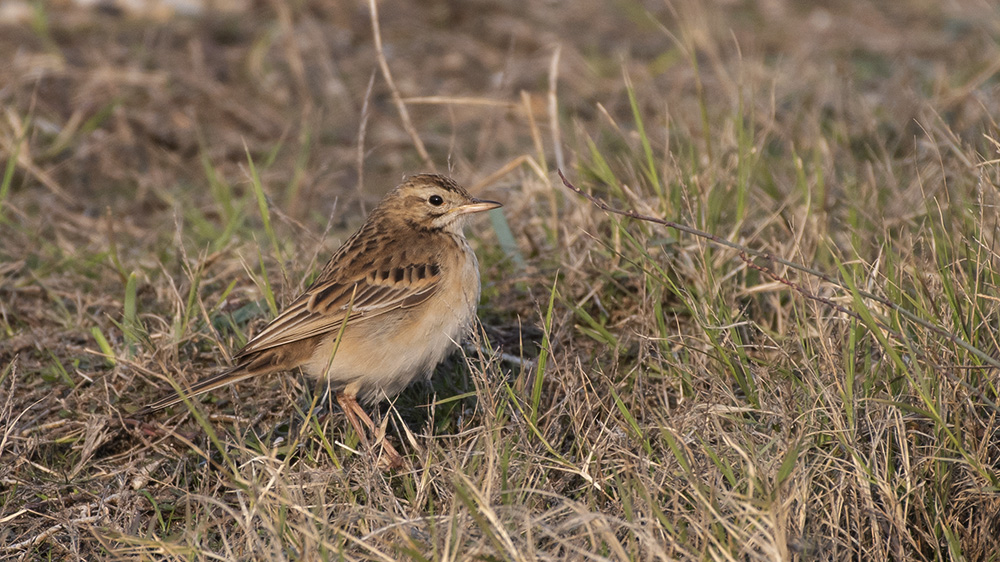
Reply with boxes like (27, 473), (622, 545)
(246, 146), (284, 277)
(531, 273), (558, 425)
(488, 208), (524, 268)
(624, 71), (662, 198)
(0, 123), (23, 221)
(255, 242), (278, 317)
(90, 326), (115, 367)
(609, 384), (653, 456)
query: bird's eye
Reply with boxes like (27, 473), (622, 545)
(428, 195), (444, 206)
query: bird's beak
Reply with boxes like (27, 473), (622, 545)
(455, 198), (502, 215)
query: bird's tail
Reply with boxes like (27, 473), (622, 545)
(133, 365), (263, 417)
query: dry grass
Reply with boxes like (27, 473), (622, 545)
(2, 0), (1000, 560)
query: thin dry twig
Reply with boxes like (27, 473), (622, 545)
(557, 169), (1000, 372)
(356, 70), (377, 215)
(368, 0), (434, 171)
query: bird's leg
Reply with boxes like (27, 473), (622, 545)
(336, 392), (404, 469)
(336, 392), (373, 448)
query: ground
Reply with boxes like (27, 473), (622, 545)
(1, 0), (1000, 560)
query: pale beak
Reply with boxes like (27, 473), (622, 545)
(455, 197), (502, 215)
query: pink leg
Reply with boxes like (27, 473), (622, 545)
(336, 392), (404, 469)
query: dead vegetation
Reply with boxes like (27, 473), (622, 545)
(2, 0), (1000, 560)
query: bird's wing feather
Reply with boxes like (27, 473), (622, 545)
(234, 262), (441, 358)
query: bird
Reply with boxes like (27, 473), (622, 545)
(135, 174), (501, 467)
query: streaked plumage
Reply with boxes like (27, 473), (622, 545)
(137, 174), (501, 466)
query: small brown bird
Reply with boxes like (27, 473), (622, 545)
(137, 174), (501, 466)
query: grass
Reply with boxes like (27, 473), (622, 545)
(2, 0), (1000, 560)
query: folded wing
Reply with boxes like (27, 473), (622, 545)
(234, 262), (442, 359)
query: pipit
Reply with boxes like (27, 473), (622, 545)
(136, 174), (501, 467)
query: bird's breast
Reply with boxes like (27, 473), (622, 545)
(304, 235), (481, 404)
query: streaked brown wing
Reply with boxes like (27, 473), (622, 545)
(233, 262), (441, 358)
